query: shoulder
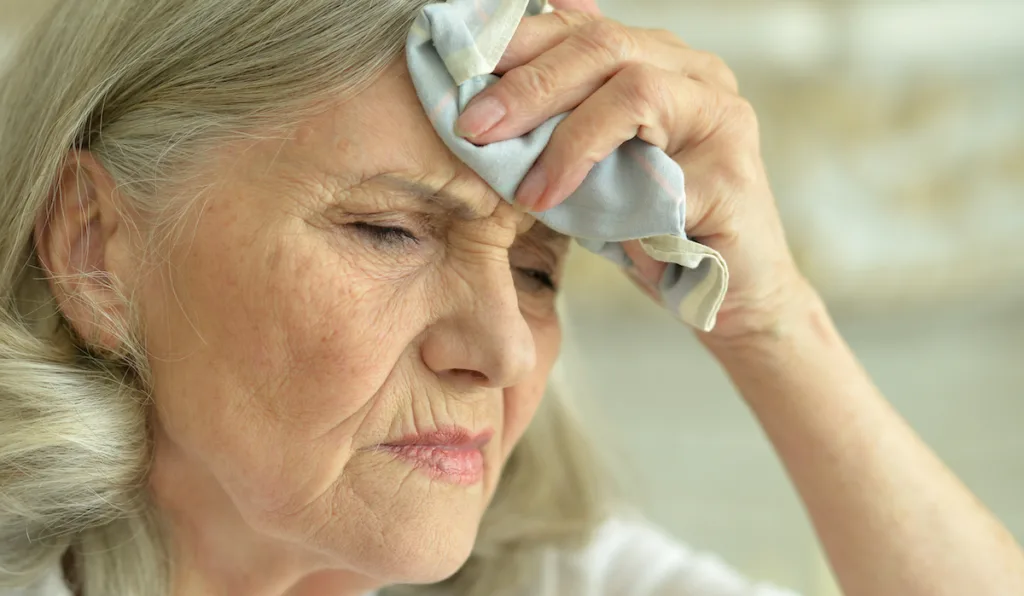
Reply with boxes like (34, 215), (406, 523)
(538, 517), (800, 596)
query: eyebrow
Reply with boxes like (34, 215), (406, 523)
(368, 174), (570, 249)
(375, 174), (490, 220)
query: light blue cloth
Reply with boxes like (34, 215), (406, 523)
(406, 0), (729, 331)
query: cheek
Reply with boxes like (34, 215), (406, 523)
(257, 248), (408, 433)
(500, 315), (561, 457)
(145, 212), (426, 511)
(158, 235), (400, 416)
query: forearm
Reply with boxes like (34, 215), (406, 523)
(704, 286), (1024, 596)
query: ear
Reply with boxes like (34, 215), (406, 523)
(548, 0), (602, 15)
(35, 151), (136, 352)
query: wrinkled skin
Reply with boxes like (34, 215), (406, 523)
(38, 0), (797, 592)
(138, 63), (569, 593)
(39, 0), (1024, 594)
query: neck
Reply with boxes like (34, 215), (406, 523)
(148, 425), (379, 596)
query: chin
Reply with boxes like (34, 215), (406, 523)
(365, 513), (482, 586)
(323, 465), (490, 585)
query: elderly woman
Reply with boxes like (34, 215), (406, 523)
(1, 0), (1022, 595)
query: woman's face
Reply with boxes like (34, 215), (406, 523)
(142, 62), (568, 584)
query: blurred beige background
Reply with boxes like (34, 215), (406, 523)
(2, 1), (1022, 595)
(560, 2), (1024, 595)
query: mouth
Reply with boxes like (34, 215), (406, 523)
(379, 427), (493, 486)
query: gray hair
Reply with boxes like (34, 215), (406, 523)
(0, 1), (607, 594)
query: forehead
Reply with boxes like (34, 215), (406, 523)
(271, 59), (569, 250)
(289, 59), (492, 206)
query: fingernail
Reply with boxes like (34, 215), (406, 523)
(515, 163), (547, 210)
(455, 96), (507, 138)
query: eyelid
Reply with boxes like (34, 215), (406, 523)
(348, 221), (421, 248)
(343, 210), (442, 236)
(352, 221), (416, 235)
(521, 267), (557, 291)
(510, 239), (559, 274)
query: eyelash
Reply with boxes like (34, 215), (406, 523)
(350, 222), (420, 246)
(351, 222), (556, 291)
(516, 268), (557, 292)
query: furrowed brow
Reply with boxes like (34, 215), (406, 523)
(376, 175), (489, 220)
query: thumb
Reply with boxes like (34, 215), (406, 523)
(548, 0), (602, 15)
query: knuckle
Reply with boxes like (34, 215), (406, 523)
(711, 150), (762, 194)
(729, 96), (760, 132)
(578, 19), (638, 62)
(703, 51), (740, 91)
(725, 154), (762, 191)
(619, 63), (667, 115)
(504, 63), (560, 104)
(723, 71), (741, 93)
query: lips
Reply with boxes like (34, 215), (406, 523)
(380, 427), (493, 485)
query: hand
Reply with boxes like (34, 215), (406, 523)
(454, 1), (814, 343)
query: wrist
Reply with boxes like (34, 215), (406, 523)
(699, 281), (867, 415)
(699, 278), (834, 364)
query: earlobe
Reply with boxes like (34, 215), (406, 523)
(35, 151), (133, 352)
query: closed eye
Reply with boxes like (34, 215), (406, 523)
(350, 222), (419, 246)
(514, 267), (557, 292)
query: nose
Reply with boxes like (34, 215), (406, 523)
(420, 263), (536, 390)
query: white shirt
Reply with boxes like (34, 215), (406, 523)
(5, 519), (798, 596)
